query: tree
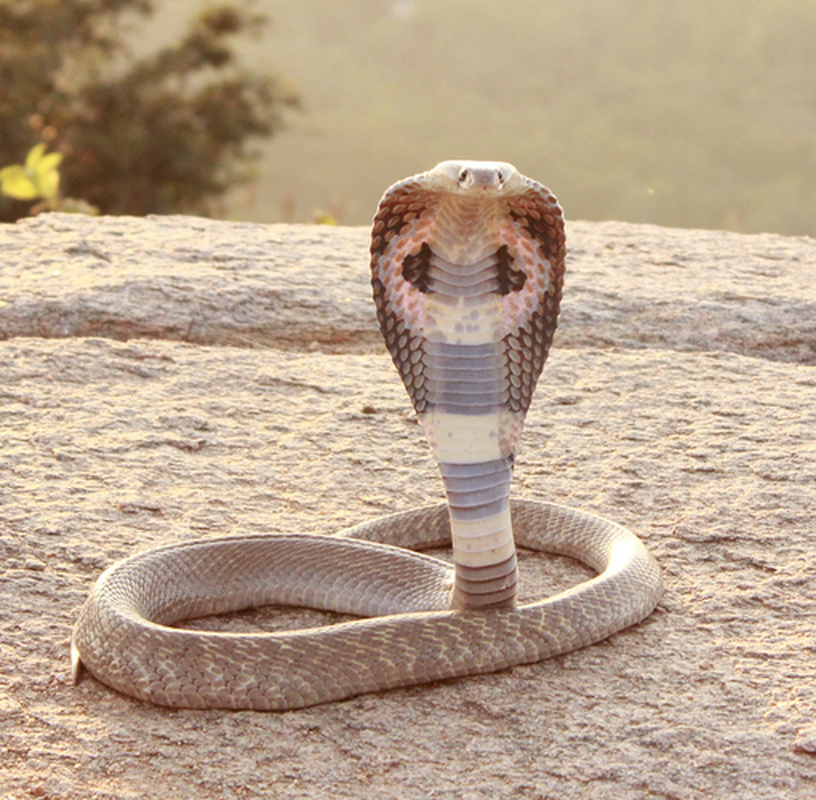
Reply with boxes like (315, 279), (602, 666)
(0, 0), (299, 221)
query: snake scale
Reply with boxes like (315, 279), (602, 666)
(72, 160), (662, 710)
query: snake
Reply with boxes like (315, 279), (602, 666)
(71, 160), (662, 711)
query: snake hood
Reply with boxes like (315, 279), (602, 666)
(370, 159), (566, 430)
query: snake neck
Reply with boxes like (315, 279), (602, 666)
(417, 234), (522, 611)
(439, 458), (517, 610)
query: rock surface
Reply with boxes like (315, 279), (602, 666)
(1, 214), (814, 799)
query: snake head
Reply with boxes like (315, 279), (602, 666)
(427, 160), (523, 194)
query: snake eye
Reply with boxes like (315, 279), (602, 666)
(496, 170), (505, 186)
(458, 168), (470, 185)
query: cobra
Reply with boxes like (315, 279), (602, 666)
(71, 160), (662, 710)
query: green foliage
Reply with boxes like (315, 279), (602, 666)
(0, 0), (298, 221)
(0, 144), (62, 203)
(0, 143), (99, 215)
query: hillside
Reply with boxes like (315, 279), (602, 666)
(138, 0), (816, 235)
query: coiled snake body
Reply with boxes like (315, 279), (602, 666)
(72, 161), (662, 710)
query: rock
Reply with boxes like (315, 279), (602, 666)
(0, 214), (814, 799)
(2, 214), (813, 363)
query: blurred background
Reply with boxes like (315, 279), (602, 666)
(2, 0), (815, 235)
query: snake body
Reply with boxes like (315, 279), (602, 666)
(72, 161), (662, 710)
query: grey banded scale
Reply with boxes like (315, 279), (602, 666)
(370, 160), (566, 610)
